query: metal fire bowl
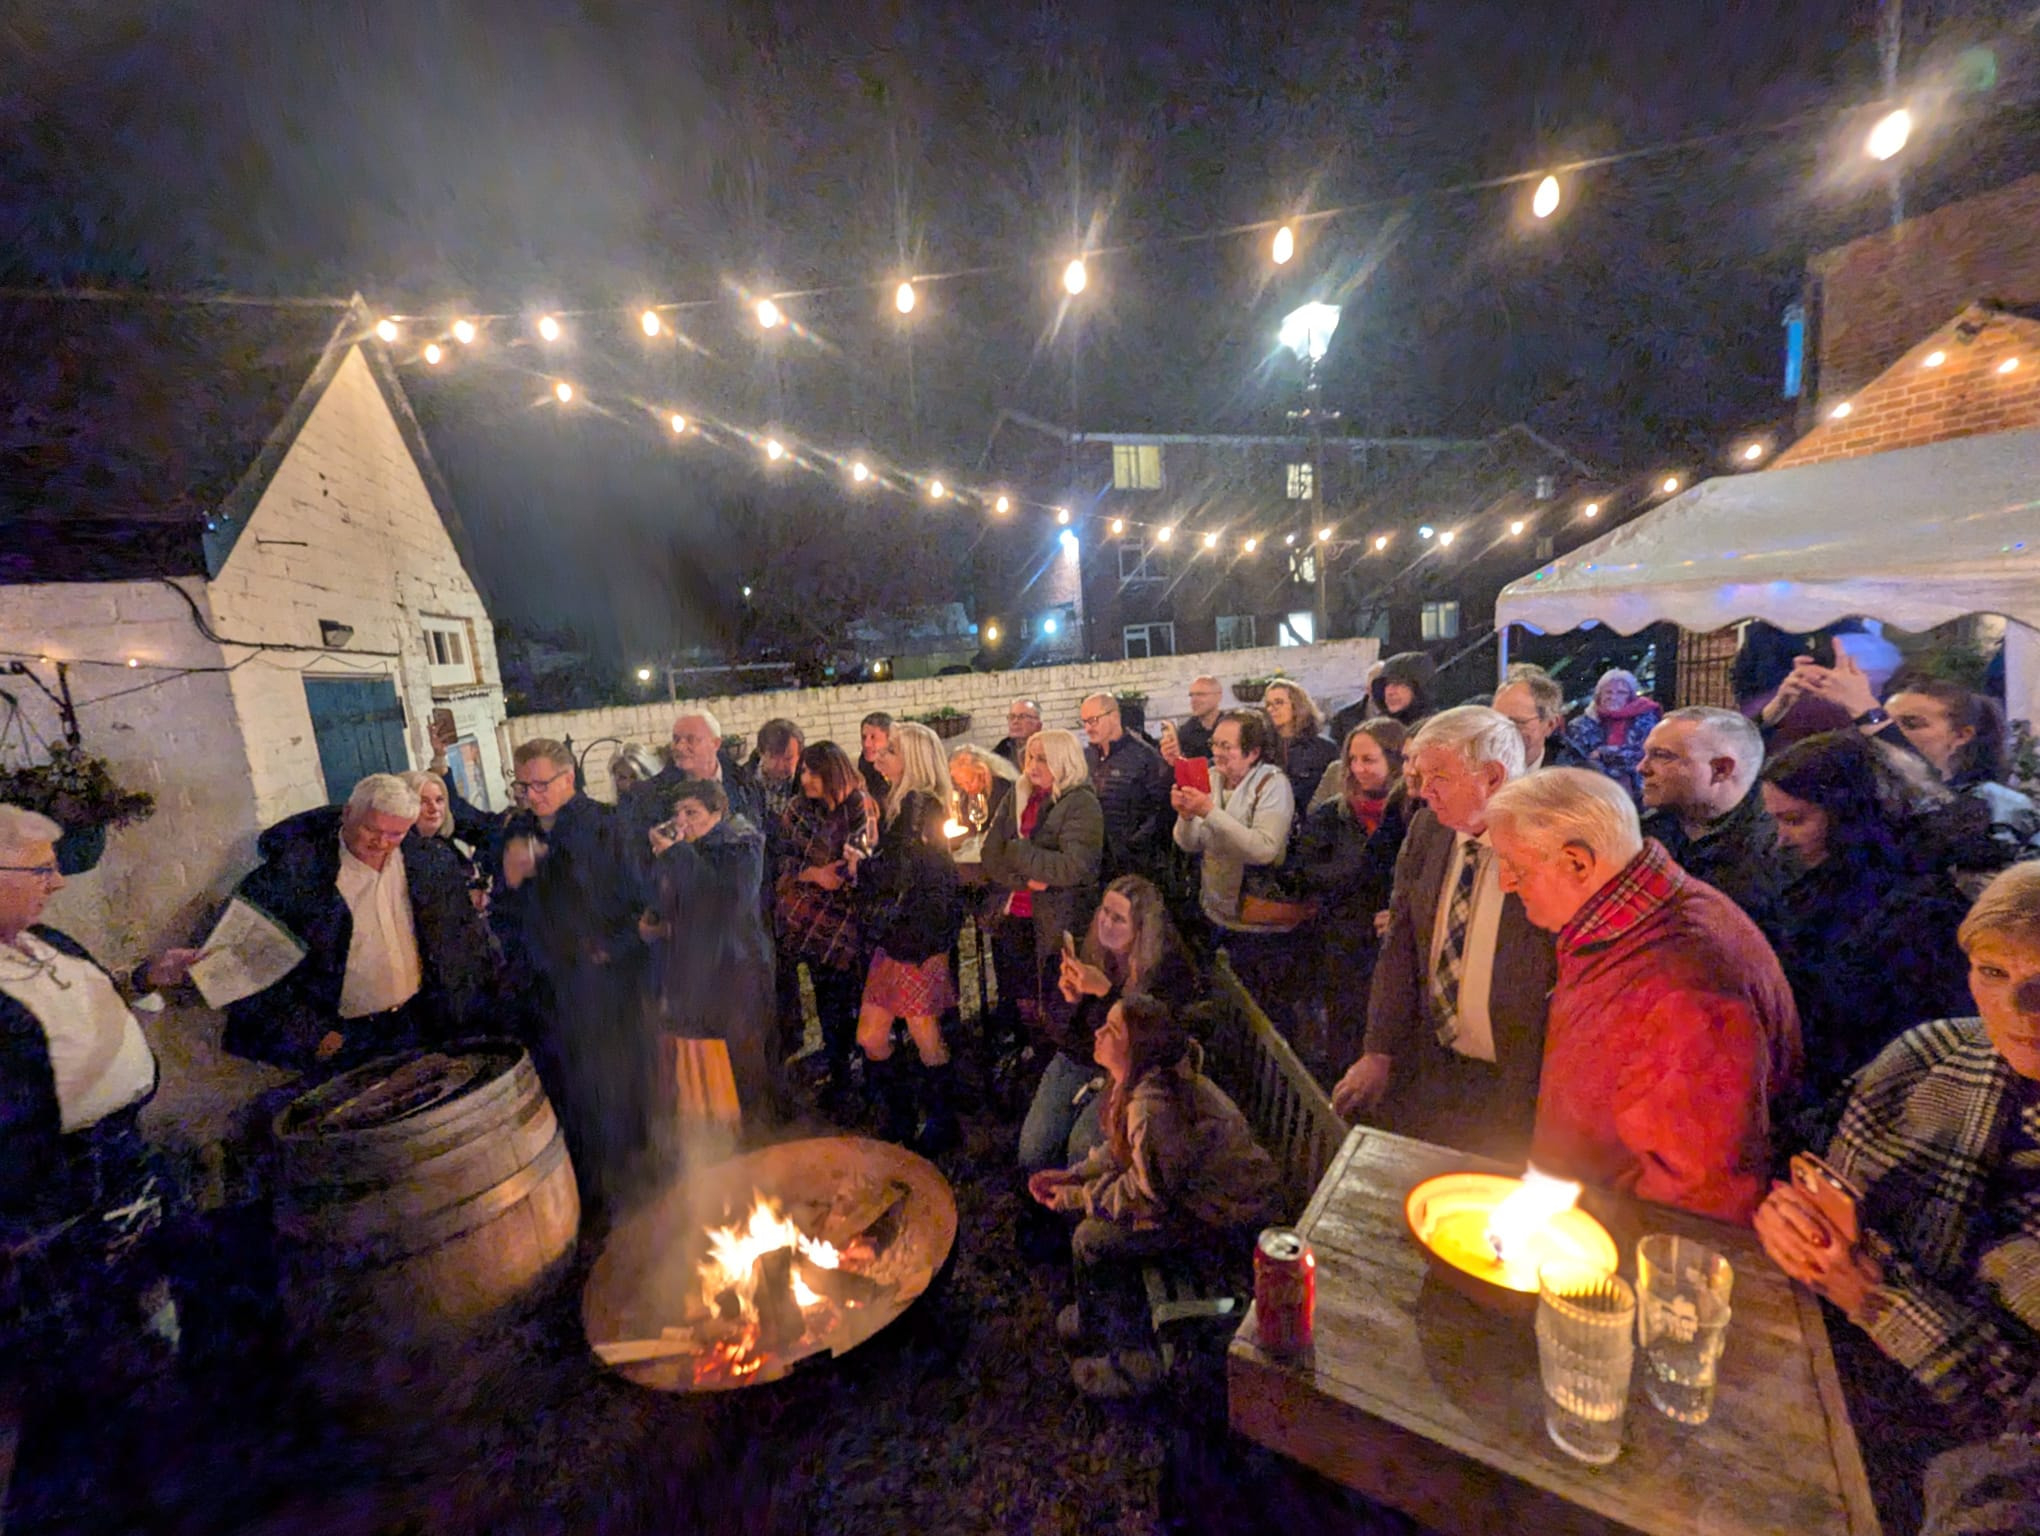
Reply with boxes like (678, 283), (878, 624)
(1403, 1171), (1618, 1317)
(582, 1135), (957, 1393)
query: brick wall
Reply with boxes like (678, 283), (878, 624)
(1775, 306), (2040, 469)
(1810, 172), (2040, 407)
(207, 344), (510, 823)
(504, 637), (1382, 803)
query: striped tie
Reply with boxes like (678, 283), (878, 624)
(1431, 844), (1482, 1048)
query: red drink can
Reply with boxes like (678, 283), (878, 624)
(1254, 1226), (1315, 1355)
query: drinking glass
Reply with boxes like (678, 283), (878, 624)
(1636, 1235), (1734, 1424)
(1535, 1262), (1635, 1465)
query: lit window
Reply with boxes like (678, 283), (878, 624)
(1216, 615), (1258, 651)
(1279, 612), (1315, 646)
(1287, 550), (1318, 585)
(1111, 443), (1163, 490)
(1420, 601), (1461, 641)
(1285, 462), (1314, 500)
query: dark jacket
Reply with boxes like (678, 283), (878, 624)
(1331, 650), (1436, 742)
(1363, 807), (1556, 1160)
(1084, 734), (1174, 879)
(992, 735), (1031, 772)
(1278, 733), (1338, 828)
(626, 756), (766, 850)
(1640, 786), (1784, 928)
(1292, 786), (1413, 931)
(982, 782), (1107, 964)
(222, 806), (497, 1071)
(1, 926), (159, 1239)
(1936, 777), (2040, 890)
(650, 817), (772, 1042)
(1534, 733), (1592, 772)
(858, 791), (965, 964)
(1174, 714), (1218, 763)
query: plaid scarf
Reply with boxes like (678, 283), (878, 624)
(1830, 1016), (2040, 1408)
(1558, 839), (1682, 958)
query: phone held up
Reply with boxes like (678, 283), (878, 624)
(1789, 1152), (1862, 1247)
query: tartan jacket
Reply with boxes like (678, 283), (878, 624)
(772, 790), (877, 973)
(1830, 1017), (2040, 1409)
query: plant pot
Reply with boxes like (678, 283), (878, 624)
(1233, 683), (1268, 704)
(927, 714), (972, 740)
(55, 822), (108, 876)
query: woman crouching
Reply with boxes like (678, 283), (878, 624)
(1029, 995), (1279, 1398)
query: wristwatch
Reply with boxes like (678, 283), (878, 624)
(1853, 707), (1891, 728)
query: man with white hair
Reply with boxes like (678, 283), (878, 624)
(630, 707), (764, 838)
(1330, 705), (1556, 1159)
(223, 772), (495, 1071)
(1638, 706), (1783, 924)
(1486, 767), (1802, 1222)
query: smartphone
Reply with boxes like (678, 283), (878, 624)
(1172, 756), (1211, 794)
(1789, 1152), (1862, 1246)
(1060, 929), (1078, 960)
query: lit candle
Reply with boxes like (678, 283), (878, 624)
(942, 818), (967, 841)
(1408, 1170), (1616, 1295)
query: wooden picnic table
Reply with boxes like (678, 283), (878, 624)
(1228, 1127), (1880, 1536)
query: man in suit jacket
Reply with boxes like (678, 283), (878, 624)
(1331, 705), (1556, 1161)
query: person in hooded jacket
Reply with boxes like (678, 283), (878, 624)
(222, 773), (496, 1074)
(641, 779), (778, 1139)
(1330, 650), (1435, 743)
(1880, 679), (2040, 891)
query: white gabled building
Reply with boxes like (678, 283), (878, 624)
(1, 295), (508, 964)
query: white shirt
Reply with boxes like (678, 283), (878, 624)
(0, 934), (158, 1132)
(1427, 831), (1504, 1063)
(335, 839), (423, 1018)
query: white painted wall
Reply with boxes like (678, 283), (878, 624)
(0, 579), (257, 962)
(207, 343), (509, 823)
(506, 636), (1382, 804)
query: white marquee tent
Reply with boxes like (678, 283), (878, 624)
(1495, 426), (2040, 721)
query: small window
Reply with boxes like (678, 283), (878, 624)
(422, 615), (480, 689)
(1279, 612), (1315, 647)
(1119, 545), (1164, 584)
(1216, 615), (1257, 651)
(1535, 536), (1556, 561)
(1111, 443), (1163, 491)
(1288, 550), (1318, 585)
(1421, 601), (1461, 641)
(1123, 622), (1176, 659)
(1285, 462), (1314, 500)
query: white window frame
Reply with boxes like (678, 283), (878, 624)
(1118, 545), (1164, 584)
(1420, 600), (1462, 641)
(1122, 622), (1176, 659)
(1215, 615), (1257, 651)
(421, 615), (480, 689)
(1111, 443), (1163, 491)
(1285, 462), (1314, 500)
(1279, 612), (1315, 647)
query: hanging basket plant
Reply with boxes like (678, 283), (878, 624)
(1232, 676), (1273, 704)
(1, 746), (156, 864)
(908, 707), (974, 740)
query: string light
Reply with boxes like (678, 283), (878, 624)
(640, 309), (662, 337)
(1373, 534), (1390, 551)
(1156, 525), (1174, 543)
(994, 494), (1011, 513)
(1243, 536), (1259, 553)
(1271, 225), (1295, 265)
(928, 479), (946, 501)
(1922, 349), (1947, 369)
(1110, 518), (1125, 535)
(1202, 531), (1220, 549)
(1317, 526), (1333, 542)
(1532, 175), (1561, 219)
(670, 413), (688, 434)
(1830, 401), (1854, 419)
(985, 623), (1000, 643)
(1055, 507), (1071, 525)
(374, 318), (399, 343)
(1867, 108), (1912, 162)
(1439, 530), (1457, 547)
(1509, 519), (1526, 535)
(1661, 475), (1681, 494)
(895, 281), (916, 315)
(538, 315), (562, 342)
(1419, 525), (1436, 540)
(553, 381), (574, 404)
(452, 319), (477, 345)
(757, 298), (784, 330)
(1742, 442), (1765, 462)
(852, 461), (872, 483)
(423, 343), (444, 366)
(2001, 357), (2022, 375)
(765, 438), (786, 461)
(1582, 501), (1599, 518)
(126, 657), (139, 668)
(1062, 258), (1089, 297)
(636, 667), (654, 683)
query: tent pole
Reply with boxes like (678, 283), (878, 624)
(1496, 622), (1511, 686)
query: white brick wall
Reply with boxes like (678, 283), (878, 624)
(506, 637), (1381, 803)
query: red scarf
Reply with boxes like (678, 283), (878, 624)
(1595, 695), (1656, 749)
(1347, 791), (1387, 836)
(1007, 788), (1048, 919)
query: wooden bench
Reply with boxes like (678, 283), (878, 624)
(1143, 953), (1348, 1348)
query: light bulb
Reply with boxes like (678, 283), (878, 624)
(636, 667), (653, 683)
(1317, 526), (1333, 542)
(554, 381), (573, 404)
(1661, 476), (1681, 494)
(1157, 526), (1174, 543)
(537, 315), (562, 342)
(1243, 536), (1259, 553)
(1202, 530), (1219, 549)
(1866, 108), (1912, 162)
(670, 413), (687, 434)
(452, 318), (477, 345)
(1742, 442), (1765, 462)
(895, 281), (916, 315)
(640, 310), (662, 337)
(1831, 401), (1854, 420)
(126, 657), (139, 668)
(1532, 175), (1561, 219)
(994, 494), (1011, 513)
(852, 462), (872, 483)
(374, 318), (399, 343)
(1419, 525), (1436, 541)
(765, 438), (786, 461)
(985, 624), (1000, 643)
(1110, 518), (1124, 535)
(2000, 357), (2022, 375)
(423, 343), (444, 366)
(1439, 530), (1457, 547)
(1509, 519), (1526, 535)
(1062, 258), (1088, 296)
(1272, 225), (1295, 265)
(1055, 507), (1070, 525)
(1922, 349), (1947, 369)
(1373, 534), (1389, 551)
(757, 298), (784, 329)
(743, 586), (752, 599)
(1583, 501), (1600, 518)
(929, 479), (946, 501)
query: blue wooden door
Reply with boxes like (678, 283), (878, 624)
(304, 677), (408, 804)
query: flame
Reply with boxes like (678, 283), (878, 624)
(1484, 1167), (1583, 1276)
(942, 818), (967, 840)
(699, 1192), (838, 1314)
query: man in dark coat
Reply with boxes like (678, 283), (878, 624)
(1638, 707), (1784, 926)
(223, 773), (494, 1072)
(626, 708), (765, 845)
(1331, 706), (1555, 1161)
(1493, 668), (1589, 770)
(1080, 692), (1174, 881)
(1330, 650), (1435, 742)
(992, 698), (1043, 771)
(1159, 675), (1225, 765)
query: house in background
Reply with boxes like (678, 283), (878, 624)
(1, 295), (507, 962)
(977, 414), (1595, 698)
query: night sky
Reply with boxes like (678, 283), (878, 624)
(7, 0), (2038, 665)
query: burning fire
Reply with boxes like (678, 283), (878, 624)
(694, 1194), (841, 1383)
(1483, 1166), (1583, 1285)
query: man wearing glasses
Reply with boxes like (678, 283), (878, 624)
(993, 699), (1043, 772)
(1080, 692), (1174, 882)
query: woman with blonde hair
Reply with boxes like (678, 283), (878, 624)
(1263, 679), (1336, 823)
(848, 721), (966, 1150)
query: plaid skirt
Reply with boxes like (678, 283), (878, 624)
(863, 949), (955, 1018)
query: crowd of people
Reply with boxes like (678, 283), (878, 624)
(11, 633), (2040, 1513)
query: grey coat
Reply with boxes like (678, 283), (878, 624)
(981, 782), (1106, 963)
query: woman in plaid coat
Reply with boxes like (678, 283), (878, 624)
(1758, 862), (2040, 1431)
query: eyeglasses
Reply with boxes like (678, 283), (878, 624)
(0, 863), (61, 883)
(514, 767), (572, 795)
(1078, 711), (1112, 726)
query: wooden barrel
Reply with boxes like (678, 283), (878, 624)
(272, 1042), (580, 1351)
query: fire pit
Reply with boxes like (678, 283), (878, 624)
(583, 1136), (956, 1393)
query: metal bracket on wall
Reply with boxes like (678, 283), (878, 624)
(5, 660), (82, 748)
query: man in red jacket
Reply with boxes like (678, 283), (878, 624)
(1485, 768), (1802, 1223)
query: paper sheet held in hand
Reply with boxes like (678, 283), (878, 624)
(190, 898), (307, 1008)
